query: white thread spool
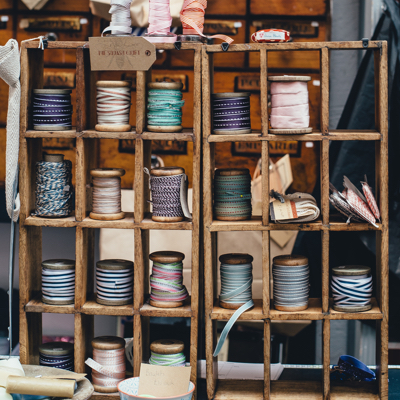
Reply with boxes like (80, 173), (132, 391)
(90, 168), (125, 221)
(268, 75), (312, 135)
(96, 81), (132, 132)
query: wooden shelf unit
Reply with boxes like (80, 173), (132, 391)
(202, 41), (388, 400)
(19, 41), (202, 395)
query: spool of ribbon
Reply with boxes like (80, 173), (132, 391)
(144, 167), (192, 222)
(268, 76), (312, 134)
(85, 336), (126, 393)
(179, 0), (233, 43)
(39, 342), (74, 371)
(331, 266), (373, 312)
(144, 0), (176, 43)
(149, 251), (188, 308)
(149, 339), (186, 366)
(212, 92), (251, 134)
(213, 253), (254, 357)
(33, 154), (73, 218)
(214, 168), (252, 221)
(102, 0), (132, 36)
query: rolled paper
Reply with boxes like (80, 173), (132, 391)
(270, 104), (309, 117)
(270, 115), (310, 129)
(270, 81), (308, 94)
(6, 376), (75, 398)
(271, 92), (309, 108)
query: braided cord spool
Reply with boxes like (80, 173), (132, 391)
(147, 82), (185, 133)
(213, 254), (254, 357)
(33, 154), (73, 218)
(149, 251), (188, 308)
(214, 168), (252, 221)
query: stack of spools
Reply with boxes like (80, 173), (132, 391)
(149, 251), (188, 308)
(33, 154), (73, 217)
(149, 339), (186, 366)
(147, 82), (185, 133)
(147, 167), (190, 222)
(32, 89), (73, 131)
(96, 259), (133, 306)
(331, 266), (373, 312)
(272, 255), (310, 311)
(96, 81), (131, 132)
(268, 76), (312, 134)
(90, 168), (125, 221)
(41, 259), (75, 305)
(212, 93), (251, 134)
(214, 168), (252, 220)
(39, 342), (74, 371)
(86, 336), (126, 393)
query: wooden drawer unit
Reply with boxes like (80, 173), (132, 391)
(206, 0), (246, 15)
(170, 20), (246, 68)
(0, 1), (12, 11)
(18, 0), (91, 12)
(249, 20), (328, 70)
(250, 0), (328, 16)
(17, 15), (91, 65)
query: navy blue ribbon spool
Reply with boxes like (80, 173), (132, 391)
(39, 342), (74, 372)
(212, 93), (251, 134)
(33, 89), (73, 130)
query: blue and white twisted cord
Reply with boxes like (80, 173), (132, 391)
(33, 160), (73, 217)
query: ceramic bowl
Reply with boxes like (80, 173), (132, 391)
(118, 377), (195, 400)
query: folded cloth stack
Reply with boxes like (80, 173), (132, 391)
(269, 76), (311, 129)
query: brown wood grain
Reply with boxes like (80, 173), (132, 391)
(250, 0), (328, 16)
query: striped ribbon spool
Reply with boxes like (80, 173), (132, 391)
(144, 0), (177, 43)
(96, 81), (132, 133)
(179, 0), (233, 43)
(149, 251), (188, 308)
(149, 339), (186, 366)
(86, 336), (126, 393)
(213, 254), (254, 357)
(331, 266), (373, 312)
(147, 82), (185, 133)
(39, 342), (74, 371)
(214, 168), (252, 221)
(33, 154), (73, 218)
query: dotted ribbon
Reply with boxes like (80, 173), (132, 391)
(147, 89), (185, 127)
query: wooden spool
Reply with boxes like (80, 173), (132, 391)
(331, 265), (372, 312)
(44, 154), (64, 163)
(89, 168), (125, 221)
(150, 339), (184, 355)
(268, 75), (312, 135)
(91, 336), (126, 393)
(214, 168), (251, 221)
(150, 167), (185, 223)
(273, 255), (309, 312)
(219, 253), (254, 310)
(96, 259), (133, 306)
(147, 82), (183, 133)
(95, 81), (132, 133)
(41, 259), (75, 305)
(149, 251), (185, 308)
(39, 341), (74, 356)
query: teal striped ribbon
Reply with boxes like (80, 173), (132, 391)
(214, 174), (252, 218)
(147, 89), (185, 126)
(149, 351), (186, 367)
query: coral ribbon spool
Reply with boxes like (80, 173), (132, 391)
(180, 0), (233, 43)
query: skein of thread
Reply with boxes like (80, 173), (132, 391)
(90, 168), (125, 221)
(149, 251), (188, 308)
(149, 340), (186, 367)
(268, 76), (312, 132)
(214, 168), (252, 221)
(102, 0), (132, 36)
(147, 82), (185, 133)
(86, 336), (126, 393)
(96, 81), (132, 132)
(33, 154), (73, 218)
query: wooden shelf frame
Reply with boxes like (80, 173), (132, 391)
(202, 41), (389, 400)
(19, 41), (202, 393)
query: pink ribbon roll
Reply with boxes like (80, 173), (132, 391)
(270, 115), (310, 129)
(271, 92), (309, 108)
(271, 81), (309, 94)
(270, 103), (309, 117)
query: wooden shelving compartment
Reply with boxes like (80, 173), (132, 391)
(19, 41), (202, 396)
(202, 41), (388, 399)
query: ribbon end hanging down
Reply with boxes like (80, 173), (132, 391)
(180, 174), (192, 219)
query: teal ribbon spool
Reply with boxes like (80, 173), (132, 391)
(149, 351), (186, 367)
(214, 169), (252, 220)
(147, 83), (185, 131)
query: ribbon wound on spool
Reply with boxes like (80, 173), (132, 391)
(149, 351), (186, 366)
(102, 0), (133, 36)
(213, 261), (254, 357)
(148, 0), (173, 36)
(180, 0), (233, 44)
